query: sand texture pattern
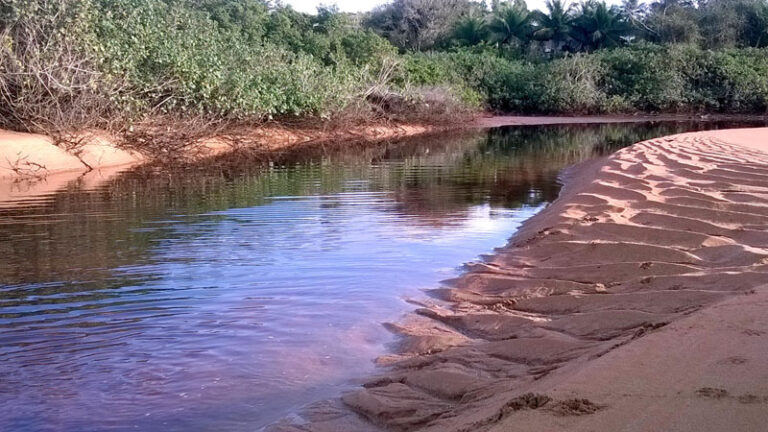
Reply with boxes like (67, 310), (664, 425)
(268, 128), (768, 432)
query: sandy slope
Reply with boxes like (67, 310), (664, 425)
(0, 130), (144, 179)
(268, 128), (768, 432)
(0, 130), (146, 206)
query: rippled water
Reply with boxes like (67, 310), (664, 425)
(0, 122), (757, 431)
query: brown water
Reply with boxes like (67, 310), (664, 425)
(0, 122), (759, 431)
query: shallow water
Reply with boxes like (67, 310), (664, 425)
(0, 122), (758, 431)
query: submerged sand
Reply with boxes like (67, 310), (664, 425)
(269, 128), (768, 432)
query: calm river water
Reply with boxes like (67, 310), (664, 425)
(0, 122), (756, 431)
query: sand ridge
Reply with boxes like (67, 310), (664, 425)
(268, 128), (768, 431)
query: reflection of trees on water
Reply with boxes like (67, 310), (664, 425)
(0, 121), (742, 289)
(382, 122), (730, 222)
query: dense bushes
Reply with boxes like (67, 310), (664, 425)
(2, 0), (768, 139)
(401, 44), (768, 114)
(94, 0), (359, 117)
(0, 0), (414, 134)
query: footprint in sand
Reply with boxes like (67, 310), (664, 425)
(742, 329), (765, 336)
(695, 387), (729, 399)
(736, 394), (765, 404)
(716, 356), (748, 365)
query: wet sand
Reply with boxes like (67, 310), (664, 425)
(269, 128), (768, 431)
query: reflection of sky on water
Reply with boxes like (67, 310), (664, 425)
(3, 190), (541, 431)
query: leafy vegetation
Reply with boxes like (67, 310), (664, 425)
(369, 0), (768, 52)
(1, 0), (768, 139)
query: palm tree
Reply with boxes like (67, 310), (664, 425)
(570, 0), (631, 52)
(451, 14), (489, 46)
(487, 1), (533, 49)
(532, 0), (574, 52)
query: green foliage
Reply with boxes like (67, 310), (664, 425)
(532, 0), (573, 48)
(487, 1), (533, 48)
(3, 0), (768, 137)
(451, 14), (489, 47)
(570, 1), (631, 52)
(397, 43), (768, 115)
(195, 0), (269, 43)
(0, 0), (401, 132)
(680, 47), (768, 112)
(598, 44), (686, 111)
(91, 0), (358, 117)
(538, 55), (610, 113)
(339, 30), (398, 66)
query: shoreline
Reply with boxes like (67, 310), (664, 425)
(0, 122), (442, 205)
(268, 127), (768, 431)
(474, 113), (768, 128)
(3, 115), (713, 206)
(5, 114), (764, 182)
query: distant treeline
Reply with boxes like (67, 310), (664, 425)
(1, 0), (767, 137)
(369, 0), (768, 52)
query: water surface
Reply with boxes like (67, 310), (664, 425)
(0, 122), (756, 431)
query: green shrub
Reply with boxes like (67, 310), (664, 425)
(598, 44), (687, 112)
(3, 0), (768, 138)
(0, 0), (120, 132)
(538, 55), (607, 113)
(339, 30), (398, 67)
(0, 0), (384, 132)
(700, 49), (768, 113)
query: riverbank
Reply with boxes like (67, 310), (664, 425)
(0, 115), (686, 203)
(4, 115), (766, 209)
(0, 121), (446, 204)
(5, 114), (762, 181)
(268, 127), (768, 431)
(0, 122), (447, 181)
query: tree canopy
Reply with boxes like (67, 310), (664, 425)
(363, 0), (768, 53)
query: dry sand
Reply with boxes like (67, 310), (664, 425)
(268, 128), (768, 432)
(0, 129), (144, 179)
(0, 130), (145, 206)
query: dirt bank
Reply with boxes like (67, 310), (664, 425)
(268, 128), (768, 432)
(0, 123), (446, 180)
(0, 122), (445, 205)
